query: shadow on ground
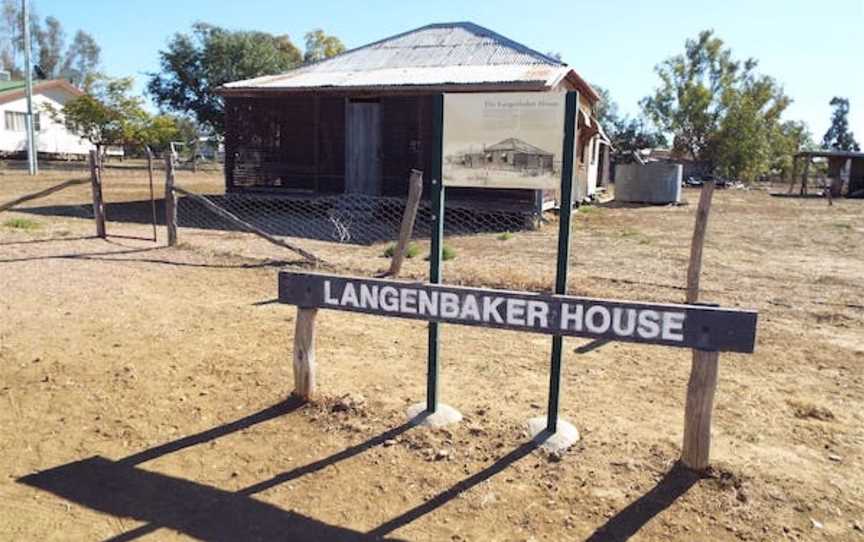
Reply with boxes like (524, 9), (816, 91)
(17, 394), (701, 541)
(16, 194), (531, 246)
(585, 463), (702, 541)
(0, 239), (301, 269)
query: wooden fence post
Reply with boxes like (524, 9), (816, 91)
(293, 308), (318, 401)
(682, 181), (718, 471)
(88, 150), (106, 238)
(387, 169), (423, 276)
(146, 146), (158, 241)
(165, 153), (177, 246)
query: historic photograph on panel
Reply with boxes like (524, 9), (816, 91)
(443, 93), (566, 189)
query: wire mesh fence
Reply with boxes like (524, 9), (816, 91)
(174, 188), (541, 246)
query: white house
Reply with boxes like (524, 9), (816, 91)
(0, 79), (94, 157)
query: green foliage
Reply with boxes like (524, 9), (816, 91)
(822, 97), (860, 151)
(383, 242), (420, 259)
(496, 231), (513, 241)
(640, 29), (801, 182)
(3, 217), (39, 229)
(591, 84), (619, 128)
(712, 74), (792, 181)
(591, 84), (666, 161)
(303, 29), (345, 63)
(641, 30), (753, 161)
(424, 245), (456, 261)
(148, 23), (303, 134)
(46, 76), (147, 151)
(136, 114), (188, 153)
(0, 1), (100, 85)
(149, 23), (347, 134)
(442, 245), (456, 261)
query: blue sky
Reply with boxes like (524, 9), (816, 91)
(37, 0), (863, 138)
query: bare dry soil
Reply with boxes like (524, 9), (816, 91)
(0, 170), (862, 541)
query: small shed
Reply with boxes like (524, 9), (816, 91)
(218, 22), (609, 213)
(793, 150), (864, 197)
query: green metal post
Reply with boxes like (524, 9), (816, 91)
(546, 91), (579, 433)
(427, 94), (445, 414)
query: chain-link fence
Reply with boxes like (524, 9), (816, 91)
(174, 189), (540, 246)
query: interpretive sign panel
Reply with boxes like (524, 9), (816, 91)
(442, 92), (566, 189)
(279, 271), (758, 353)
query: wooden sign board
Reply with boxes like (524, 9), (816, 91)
(279, 272), (758, 353)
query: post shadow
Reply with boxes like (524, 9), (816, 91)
(18, 399), (413, 541)
(20, 456), (388, 542)
(585, 462), (702, 541)
(119, 398), (305, 467)
(367, 441), (539, 537)
(0, 235), (96, 246)
(17, 397), (552, 541)
(238, 422), (415, 497)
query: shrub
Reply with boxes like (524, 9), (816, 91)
(383, 242), (420, 259)
(3, 218), (40, 230)
(425, 244), (457, 261)
(442, 245), (456, 261)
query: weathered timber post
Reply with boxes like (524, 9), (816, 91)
(292, 308), (318, 401)
(146, 146), (157, 241)
(788, 155), (798, 194)
(682, 180), (718, 471)
(88, 150), (106, 238)
(387, 169), (423, 276)
(165, 153), (178, 246)
(801, 157), (810, 196)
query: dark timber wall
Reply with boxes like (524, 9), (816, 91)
(224, 94), (538, 211)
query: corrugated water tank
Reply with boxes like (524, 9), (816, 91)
(614, 162), (682, 204)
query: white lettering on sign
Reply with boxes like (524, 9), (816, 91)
(637, 310), (660, 339)
(483, 297), (504, 324)
(662, 312), (686, 341)
(560, 303), (583, 331)
(506, 298), (526, 326)
(380, 286), (398, 311)
(419, 290), (438, 317)
(319, 280), (689, 344)
(526, 300), (549, 328)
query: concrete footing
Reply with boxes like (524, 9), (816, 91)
(406, 402), (462, 427)
(526, 416), (580, 453)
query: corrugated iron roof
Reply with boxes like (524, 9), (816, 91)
(223, 22), (581, 93)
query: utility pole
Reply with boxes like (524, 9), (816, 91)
(22, 0), (37, 175)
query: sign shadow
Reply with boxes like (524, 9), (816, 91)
(585, 462), (702, 541)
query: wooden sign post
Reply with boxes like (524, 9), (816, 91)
(682, 181), (719, 470)
(278, 90), (759, 466)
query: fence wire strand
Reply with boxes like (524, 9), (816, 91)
(174, 188), (540, 247)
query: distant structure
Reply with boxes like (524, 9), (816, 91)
(450, 138), (554, 173)
(218, 22), (612, 213)
(793, 149), (864, 198)
(0, 79), (92, 158)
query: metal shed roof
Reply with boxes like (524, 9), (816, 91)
(221, 22), (598, 100)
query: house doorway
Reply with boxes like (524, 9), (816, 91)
(345, 99), (382, 195)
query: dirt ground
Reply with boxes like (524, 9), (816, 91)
(1, 169), (862, 541)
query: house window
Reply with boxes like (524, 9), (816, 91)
(4, 111), (40, 132)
